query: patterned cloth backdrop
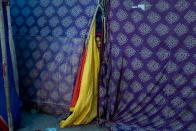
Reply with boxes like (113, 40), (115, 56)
(10, 0), (98, 114)
(99, 0), (196, 130)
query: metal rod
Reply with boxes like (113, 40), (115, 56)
(0, 1), (13, 131)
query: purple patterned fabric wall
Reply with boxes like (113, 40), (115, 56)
(99, 0), (196, 130)
(10, 0), (97, 114)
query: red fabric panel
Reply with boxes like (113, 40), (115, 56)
(2, 0), (9, 2)
(0, 116), (8, 131)
(70, 47), (87, 108)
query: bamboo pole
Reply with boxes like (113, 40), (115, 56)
(0, 1), (13, 131)
(6, 3), (19, 95)
(103, 0), (107, 44)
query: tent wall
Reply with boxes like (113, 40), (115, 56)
(99, 0), (196, 130)
(10, 0), (98, 114)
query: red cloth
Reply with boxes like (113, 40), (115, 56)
(96, 33), (102, 37)
(0, 116), (8, 131)
(70, 47), (87, 109)
(2, 0), (9, 2)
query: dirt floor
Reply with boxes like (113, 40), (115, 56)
(17, 110), (108, 131)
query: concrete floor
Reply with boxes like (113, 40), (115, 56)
(17, 110), (108, 131)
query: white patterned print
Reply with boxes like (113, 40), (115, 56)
(156, 48), (170, 61)
(165, 12), (179, 24)
(124, 46), (135, 58)
(184, 35), (196, 49)
(131, 11), (143, 23)
(174, 23), (188, 36)
(131, 58), (143, 70)
(156, 0), (170, 12)
(174, 48), (190, 62)
(131, 81), (143, 92)
(175, 0), (190, 12)
(163, 84), (176, 96)
(184, 10), (196, 23)
(123, 22), (135, 34)
(138, 23), (151, 35)
(117, 33), (128, 46)
(45, 6), (55, 17)
(131, 34), (143, 47)
(139, 71), (151, 82)
(155, 23), (169, 36)
(140, 47), (152, 59)
(57, 6), (68, 17)
(116, 9), (128, 21)
(165, 36), (179, 49)
(147, 60), (160, 72)
(147, 11), (161, 24)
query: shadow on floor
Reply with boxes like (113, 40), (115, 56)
(17, 110), (108, 131)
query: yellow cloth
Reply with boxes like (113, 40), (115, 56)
(60, 20), (100, 128)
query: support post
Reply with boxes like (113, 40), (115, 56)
(0, 1), (13, 131)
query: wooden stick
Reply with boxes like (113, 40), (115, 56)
(0, 1), (13, 131)
(6, 3), (19, 95)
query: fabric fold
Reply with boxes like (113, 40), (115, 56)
(70, 47), (87, 112)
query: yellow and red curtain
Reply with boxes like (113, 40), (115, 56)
(70, 47), (87, 112)
(61, 19), (100, 127)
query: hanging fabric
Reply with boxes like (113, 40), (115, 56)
(70, 47), (87, 112)
(99, 0), (196, 130)
(10, 0), (98, 115)
(61, 18), (100, 127)
(70, 2), (104, 112)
